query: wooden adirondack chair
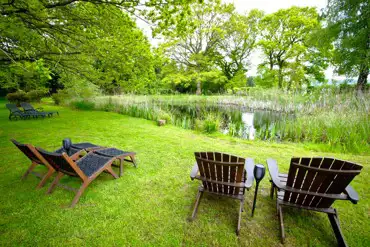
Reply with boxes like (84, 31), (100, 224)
(267, 157), (362, 246)
(190, 152), (254, 235)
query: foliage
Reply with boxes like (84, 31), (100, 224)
(6, 91), (29, 104)
(258, 7), (328, 90)
(6, 89), (48, 104)
(215, 9), (263, 79)
(71, 100), (96, 111)
(324, 0), (370, 90)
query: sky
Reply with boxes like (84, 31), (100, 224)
(136, 0), (337, 79)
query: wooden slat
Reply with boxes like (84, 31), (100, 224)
(291, 157), (310, 204)
(317, 160), (358, 208)
(197, 158), (208, 190)
(283, 157), (300, 202)
(216, 163), (223, 193)
(307, 157), (333, 207)
(209, 160), (218, 192)
(301, 157), (323, 206)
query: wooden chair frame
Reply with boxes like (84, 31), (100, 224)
(11, 139), (86, 188)
(190, 152), (255, 235)
(37, 148), (119, 207)
(93, 148), (137, 177)
(267, 158), (362, 247)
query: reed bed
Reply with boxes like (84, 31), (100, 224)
(71, 89), (370, 154)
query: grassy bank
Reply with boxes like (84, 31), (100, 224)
(0, 100), (369, 246)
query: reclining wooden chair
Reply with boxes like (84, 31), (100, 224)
(11, 139), (83, 188)
(190, 152), (254, 235)
(37, 147), (119, 207)
(267, 157), (362, 246)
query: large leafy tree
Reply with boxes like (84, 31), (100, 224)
(258, 7), (327, 89)
(215, 9), (263, 80)
(0, 0), (199, 92)
(163, 0), (234, 94)
(324, 0), (369, 91)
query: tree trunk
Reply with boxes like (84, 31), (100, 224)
(278, 66), (283, 89)
(196, 80), (202, 95)
(356, 64), (368, 91)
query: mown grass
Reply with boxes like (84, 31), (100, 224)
(0, 99), (369, 246)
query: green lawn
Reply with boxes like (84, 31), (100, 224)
(0, 100), (369, 246)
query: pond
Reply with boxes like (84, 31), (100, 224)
(152, 103), (294, 140)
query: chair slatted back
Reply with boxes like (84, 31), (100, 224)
(283, 157), (362, 208)
(6, 104), (22, 113)
(195, 152), (245, 195)
(37, 148), (78, 177)
(11, 139), (43, 164)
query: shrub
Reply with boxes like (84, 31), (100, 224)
(6, 91), (29, 105)
(71, 100), (96, 111)
(157, 110), (172, 123)
(52, 90), (69, 105)
(27, 89), (48, 102)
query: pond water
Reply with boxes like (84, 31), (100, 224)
(154, 103), (294, 140)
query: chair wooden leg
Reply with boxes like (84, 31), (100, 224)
(270, 180), (275, 199)
(22, 162), (38, 180)
(278, 204), (285, 244)
(236, 199), (245, 235)
(191, 188), (204, 220)
(328, 210), (348, 247)
(47, 172), (64, 194)
(119, 159), (123, 177)
(130, 155), (137, 168)
(36, 169), (54, 189)
(105, 166), (119, 179)
(70, 181), (91, 207)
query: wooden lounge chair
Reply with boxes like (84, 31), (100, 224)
(267, 157), (362, 246)
(11, 139), (83, 188)
(94, 148), (137, 177)
(20, 102), (59, 117)
(37, 147), (119, 207)
(190, 152), (254, 235)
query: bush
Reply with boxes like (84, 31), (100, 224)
(6, 89), (48, 104)
(71, 100), (96, 111)
(6, 91), (29, 105)
(27, 89), (47, 102)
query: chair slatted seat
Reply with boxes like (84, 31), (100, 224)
(190, 152), (254, 235)
(268, 157), (362, 246)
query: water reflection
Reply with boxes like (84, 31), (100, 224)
(156, 103), (293, 140)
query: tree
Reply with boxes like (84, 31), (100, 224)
(0, 0), (200, 92)
(215, 9), (263, 80)
(163, 0), (234, 94)
(324, 0), (370, 91)
(258, 7), (326, 89)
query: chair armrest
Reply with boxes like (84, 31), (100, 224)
(190, 163), (199, 180)
(344, 185), (359, 204)
(267, 158), (285, 189)
(244, 158), (254, 189)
